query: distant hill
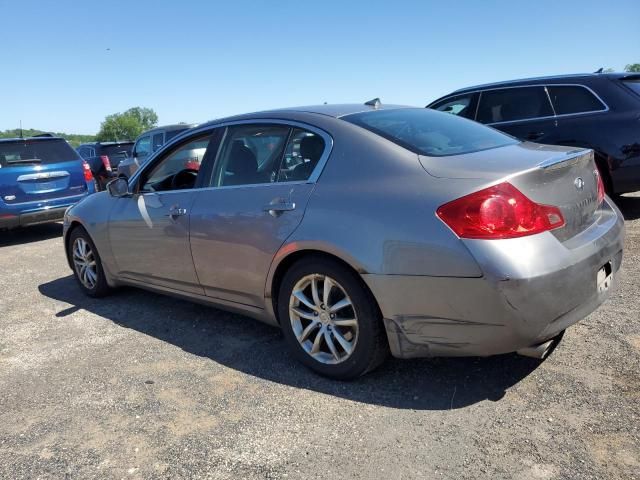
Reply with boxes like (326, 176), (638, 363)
(0, 128), (96, 148)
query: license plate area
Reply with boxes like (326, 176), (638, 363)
(597, 261), (613, 294)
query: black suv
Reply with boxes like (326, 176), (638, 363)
(77, 141), (134, 190)
(428, 73), (640, 194)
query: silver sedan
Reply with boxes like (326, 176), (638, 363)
(63, 103), (624, 379)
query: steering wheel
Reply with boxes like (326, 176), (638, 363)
(171, 169), (199, 190)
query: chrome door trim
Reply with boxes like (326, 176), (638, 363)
(17, 171), (70, 181)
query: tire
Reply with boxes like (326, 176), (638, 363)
(278, 257), (388, 380)
(68, 226), (111, 298)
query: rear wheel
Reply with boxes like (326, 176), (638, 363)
(278, 257), (388, 379)
(68, 226), (110, 297)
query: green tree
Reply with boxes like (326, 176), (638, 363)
(625, 63), (640, 73)
(96, 107), (158, 141)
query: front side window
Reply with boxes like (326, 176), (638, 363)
(477, 87), (553, 124)
(343, 108), (517, 157)
(134, 136), (151, 159)
(547, 85), (606, 115)
(210, 125), (290, 187)
(430, 94), (474, 118)
(140, 135), (212, 193)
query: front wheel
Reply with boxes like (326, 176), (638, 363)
(278, 257), (388, 379)
(68, 226), (111, 297)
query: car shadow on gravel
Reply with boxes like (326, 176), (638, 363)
(39, 275), (543, 411)
(615, 194), (640, 220)
(0, 223), (63, 247)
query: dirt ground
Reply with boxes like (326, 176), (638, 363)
(1, 194), (639, 479)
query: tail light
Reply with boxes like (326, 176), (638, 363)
(595, 169), (605, 205)
(100, 155), (112, 172)
(82, 161), (94, 182)
(436, 182), (565, 239)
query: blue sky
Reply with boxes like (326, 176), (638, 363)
(1, 0), (638, 134)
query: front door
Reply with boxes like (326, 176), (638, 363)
(190, 123), (329, 307)
(108, 131), (217, 294)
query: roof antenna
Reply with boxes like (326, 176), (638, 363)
(364, 98), (381, 109)
(19, 120), (23, 138)
(594, 67), (603, 73)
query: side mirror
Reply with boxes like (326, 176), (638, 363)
(107, 177), (130, 197)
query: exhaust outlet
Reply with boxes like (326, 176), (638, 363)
(516, 338), (556, 360)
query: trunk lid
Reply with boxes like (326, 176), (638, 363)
(420, 142), (601, 241)
(0, 139), (88, 204)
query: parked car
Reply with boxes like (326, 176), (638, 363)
(62, 103), (624, 379)
(1, 135), (95, 229)
(77, 141), (134, 190)
(427, 73), (640, 194)
(116, 124), (195, 180)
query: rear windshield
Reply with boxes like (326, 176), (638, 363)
(101, 144), (133, 160)
(0, 139), (81, 168)
(342, 108), (518, 157)
(622, 79), (640, 96)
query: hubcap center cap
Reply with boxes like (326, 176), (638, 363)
(319, 312), (330, 324)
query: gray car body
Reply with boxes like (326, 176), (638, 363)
(63, 104), (625, 359)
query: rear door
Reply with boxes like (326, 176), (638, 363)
(189, 122), (330, 307)
(476, 86), (556, 143)
(0, 139), (87, 205)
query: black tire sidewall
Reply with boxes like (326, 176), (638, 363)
(278, 258), (385, 380)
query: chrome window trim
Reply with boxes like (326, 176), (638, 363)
(129, 119), (333, 193)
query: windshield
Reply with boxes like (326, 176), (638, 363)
(0, 139), (81, 167)
(342, 108), (518, 157)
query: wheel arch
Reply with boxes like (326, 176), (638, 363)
(266, 244), (380, 326)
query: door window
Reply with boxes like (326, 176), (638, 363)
(134, 136), (152, 159)
(547, 85), (606, 115)
(430, 94), (475, 119)
(152, 133), (164, 151)
(278, 128), (325, 182)
(139, 135), (212, 193)
(477, 87), (553, 124)
(210, 125), (290, 187)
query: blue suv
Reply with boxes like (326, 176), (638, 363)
(0, 135), (96, 229)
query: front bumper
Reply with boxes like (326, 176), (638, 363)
(364, 198), (625, 359)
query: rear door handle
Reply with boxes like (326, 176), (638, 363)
(527, 131), (545, 140)
(166, 206), (187, 218)
(263, 201), (296, 217)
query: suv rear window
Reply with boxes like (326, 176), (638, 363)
(101, 144), (133, 160)
(343, 108), (518, 157)
(0, 139), (81, 168)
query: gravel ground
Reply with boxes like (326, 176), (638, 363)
(0, 194), (639, 480)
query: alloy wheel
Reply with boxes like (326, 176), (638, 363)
(72, 237), (98, 290)
(289, 274), (359, 364)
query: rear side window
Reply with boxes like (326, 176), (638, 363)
(547, 86), (606, 115)
(621, 78), (640, 97)
(0, 139), (81, 168)
(477, 87), (553, 123)
(343, 108), (518, 157)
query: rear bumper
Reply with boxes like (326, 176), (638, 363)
(364, 198), (625, 359)
(0, 193), (89, 229)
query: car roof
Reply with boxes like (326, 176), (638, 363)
(450, 72), (632, 94)
(140, 124), (195, 136)
(79, 141), (134, 146)
(199, 103), (413, 127)
(0, 136), (65, 144)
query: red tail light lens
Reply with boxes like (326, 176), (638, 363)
(595, 169), (605, 205)
(100, 155), (112, 172)
(82, 161), (94, 182)
(436, 182), (565, 239)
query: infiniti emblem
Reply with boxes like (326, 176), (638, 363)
(574, 177), (585, 191)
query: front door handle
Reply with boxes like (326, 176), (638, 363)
(527, 131), (545, 141)
(166, 206), (187, 218)
(263, 201), (296, 217)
